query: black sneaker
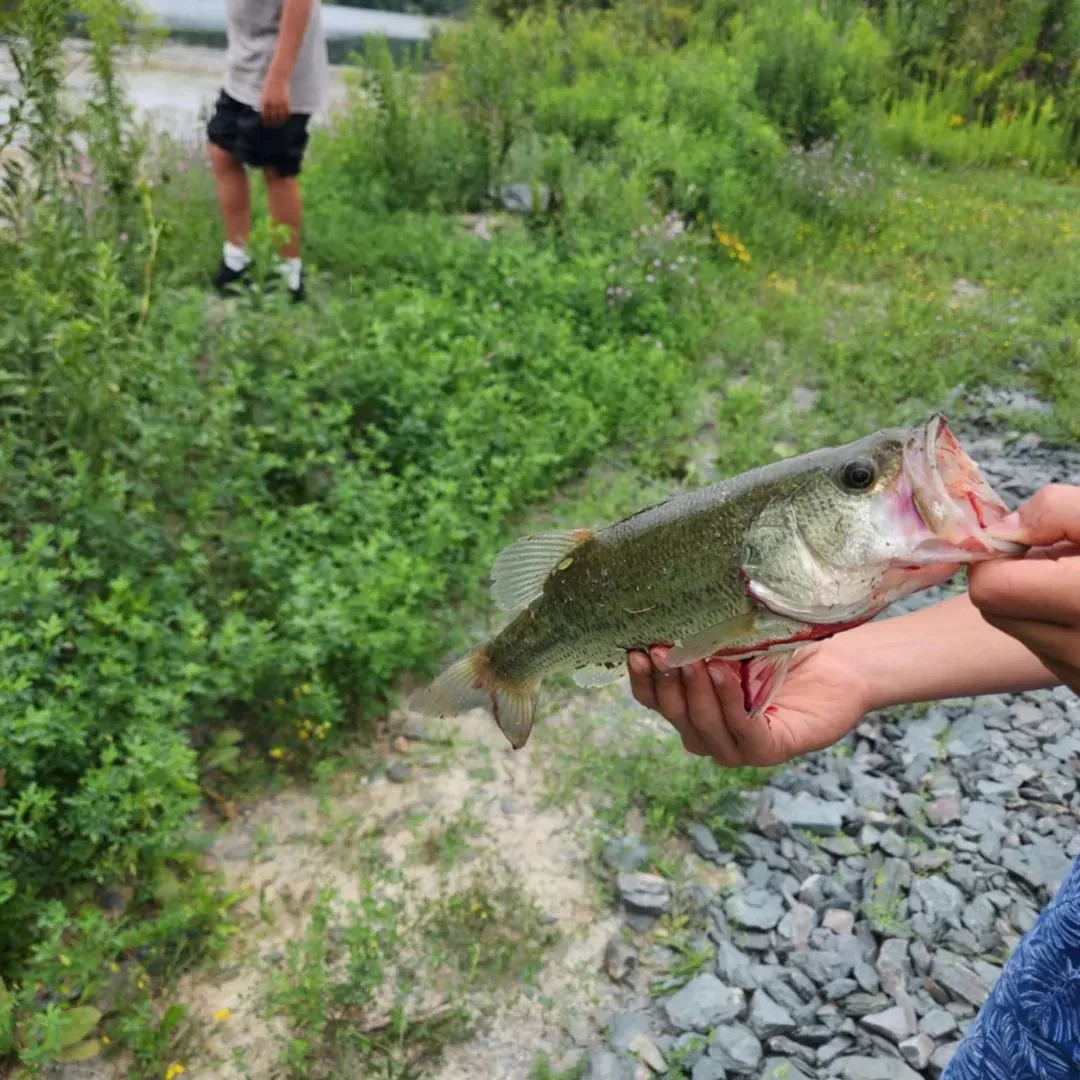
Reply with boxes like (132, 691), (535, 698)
(212, 258), (251, 296)
(289, 268), (305, 304)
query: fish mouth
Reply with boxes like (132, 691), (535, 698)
(901, 413), (1027, 562)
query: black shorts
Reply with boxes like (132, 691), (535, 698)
(206, 89), (311, 177)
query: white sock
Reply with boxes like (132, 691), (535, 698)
(223, 241), (250, 272)
(280, 257), (303, 291)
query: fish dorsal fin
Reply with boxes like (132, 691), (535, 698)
(489, 528), (595, 614)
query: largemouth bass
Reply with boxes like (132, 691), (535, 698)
(412, 414), (1025, 749)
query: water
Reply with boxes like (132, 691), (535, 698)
(0, 2), (441, 138)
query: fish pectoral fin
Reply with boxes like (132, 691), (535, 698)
(571, 661), (625, 688)
(664, 613), (759, 668)
(739, 650), (794, 718)
(489, 528), (596, 614)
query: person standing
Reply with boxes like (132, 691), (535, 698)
(206, 0), (329, 302)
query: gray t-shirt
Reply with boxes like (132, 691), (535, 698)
(224, 0), (329, 116)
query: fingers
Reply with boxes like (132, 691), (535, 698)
(629, 650), (707, 755)
(987, 483), (1080, 547)
(969, 553), (1080, 626)
(682, 659), (743, 765)
(628, 651), (658, 711)
(629, 649), (745, 763)
(980, 613), (1080, 687)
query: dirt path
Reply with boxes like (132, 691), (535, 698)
(168, 692), (635, 1080)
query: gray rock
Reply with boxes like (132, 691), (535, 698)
(665, 974), (745, 1032)
(689, 822), (722, 861)
(708, 1024), (763, 1074)
(777, 902), (816, 948)
(875, 938), (910, 997)
(818, 1036), (855, 1064)
(853, 961), (880, 993)
(499, 181), (553, 214)
(850, 770), (894, 810)
(387, 760), (412, 783)
(748, 990), (796, 1040)
(716, 940), (758, 991)
(769, 789), (852, 834)
(726, 888), (786, 930)
(797, 937), (863, 985)
(920, 1008), (957, 1038)
(766, 1037), (816, 1066)
(912, 875), (965, 927)
(961, 895), (996, 935)
(930, 950), (993, 1006)
(618, 872), (671, 916)
(604, 837), (650, 872)
(628, 1033), (667, 1073)
(930, 1042), (960, 1078)
(925, 796), (961, 826)
(861, 1005), (915, 1044)
(691, 1058), (727, 1080)
(603, 937), (638, 983)
(609, 1010), (652, 1054)
(823, 908), (855, 935)
(1002, 842), (1074, 894)
(962, 801), (1007, 833)
(823, 977), (859, 999)
(899, 1032), (935, 1071)
(834, 1056), (923, 1080)
(879, 830), (908, 857)
(585, 1049), (634, 1080)
(761, 1058), (812, 1080)
(947, 715), (990, 758)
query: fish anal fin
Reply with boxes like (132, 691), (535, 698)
(489, 528), (595, 615)
(738, 650), (794, 719)
(408, 646), (542, 750)
(665, 613), (759, 668)
(571, 661), (624, 688)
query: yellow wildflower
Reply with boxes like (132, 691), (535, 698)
(165, 1065), (185, 1080)
(269, 747), (285, 760)
(213, 1008), (232, 1023)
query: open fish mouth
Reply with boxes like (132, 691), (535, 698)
(901, 412), (1027, 562)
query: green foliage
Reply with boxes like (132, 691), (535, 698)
(263, 870), (552, 1078)
(730, 0), (891, 148)
(546, 713), (766, 843)
(880, 73), (1071, 173)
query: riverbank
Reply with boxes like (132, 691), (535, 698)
(0, 39), (353, 139)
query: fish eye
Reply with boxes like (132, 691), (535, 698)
(841, 458), (876, 491)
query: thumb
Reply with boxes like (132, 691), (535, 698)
(985, 484), (1080, 548)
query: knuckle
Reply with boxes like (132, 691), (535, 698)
(967, 565), (1007, 612)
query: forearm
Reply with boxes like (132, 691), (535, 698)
(268, 0), (314, 83)
(830, 590), (1059, 712)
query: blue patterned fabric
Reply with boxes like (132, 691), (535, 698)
(942, 852), (1080, 1080)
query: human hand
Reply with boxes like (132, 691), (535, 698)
(968, 483), (1080, 696)
(261, 74), (290, 126)
(627, 642), (873, 767)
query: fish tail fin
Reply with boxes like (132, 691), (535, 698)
(409, 645), (541, 750)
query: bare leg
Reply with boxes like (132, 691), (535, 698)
(263, 167), (302, 258)
(208, 143), (251, 248)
